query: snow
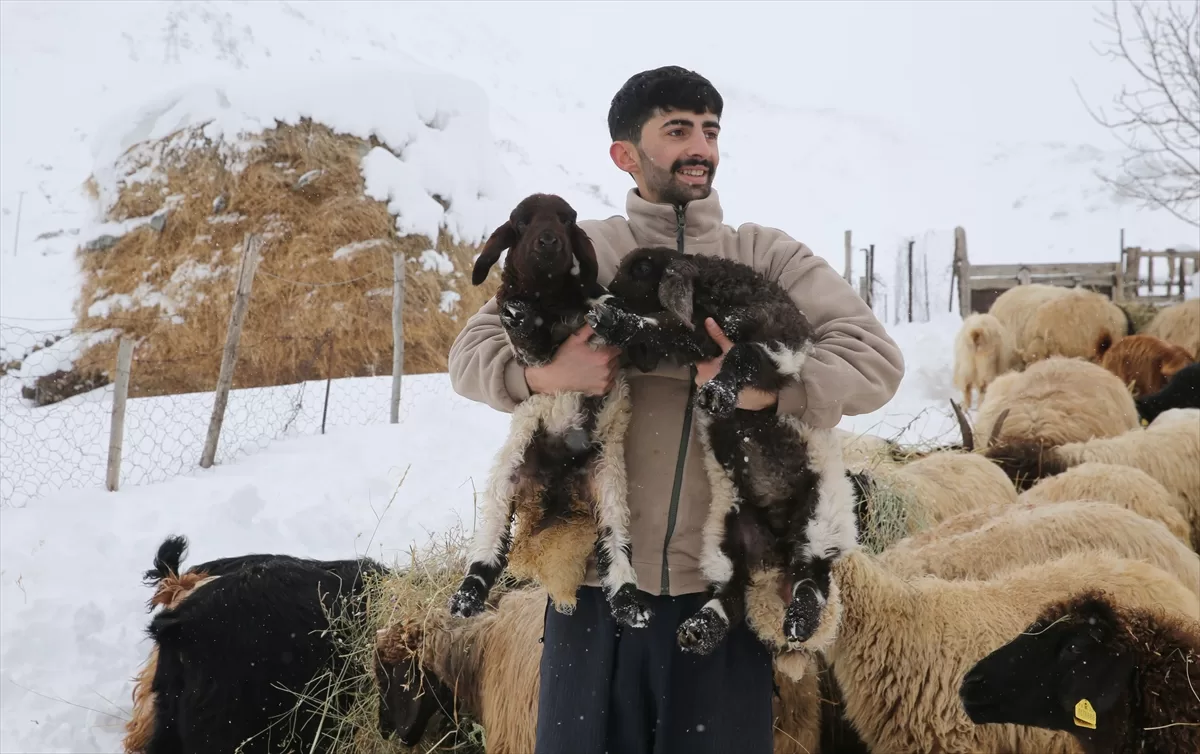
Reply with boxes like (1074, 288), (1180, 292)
(1, 1), (1197, 751)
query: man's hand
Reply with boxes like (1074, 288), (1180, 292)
(525, 324), (621, 396)
(695, 318), (778, 411)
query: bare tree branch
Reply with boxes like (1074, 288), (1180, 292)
(1075, 0), (1200, 227)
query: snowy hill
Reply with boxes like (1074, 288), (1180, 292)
(1, 1), (1196, 751)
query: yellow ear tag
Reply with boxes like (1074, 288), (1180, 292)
(1074, 698), (1097, 730)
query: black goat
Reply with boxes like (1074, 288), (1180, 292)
(1135, 361), (1200, 424)
(449, 193), (651, 629)
(128, 536), (386, 754)
(586, 246), (858, 655)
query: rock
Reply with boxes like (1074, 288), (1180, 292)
(150, 209), (169, 232)
(293, 169), (323, 190)
(84, 235), (119, 252)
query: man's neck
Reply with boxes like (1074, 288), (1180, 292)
(625, 187), (724, 245)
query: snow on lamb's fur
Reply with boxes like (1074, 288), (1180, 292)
(1019, 288), (1129, 366)
(1143, 299), (1200, 359)
(953, 312), (1015, 409)
(973, 356), (1141, 451)
(823, 549), (1200, 754)
(877, 499), (1200, 588)
(1099, 333), (1194, 398)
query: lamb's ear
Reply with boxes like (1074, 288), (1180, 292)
(659, 258), (698, 326)
(568, 224), (599, 289)
(472, 222), (518, 286)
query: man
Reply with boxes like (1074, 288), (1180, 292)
(448, 66), (905, 754)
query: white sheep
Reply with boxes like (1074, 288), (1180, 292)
(1143, 298), (1200, 359)
(953, 312), (1016, 409)
(1019, 287), (1129, 366)
(987, 283), (1072, 365)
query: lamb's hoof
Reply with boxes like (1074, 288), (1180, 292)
(585, 303), (616, 336)
(784, 588), (823, 647)
(500, 300), (537, 336)
(448, 580), (488, 619)
(609, 584), (653, 628)
(677, 607), (729, 655)
(696, 379), (738, 418)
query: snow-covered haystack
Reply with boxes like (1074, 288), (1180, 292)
(64, 64), (514, 402)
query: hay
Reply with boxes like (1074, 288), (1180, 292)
(850, 461), (935, 554)
(1117, 300), (1163, 333)
(73, 119), (498, 398)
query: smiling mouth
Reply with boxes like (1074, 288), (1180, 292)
(677, 167), (709, 184)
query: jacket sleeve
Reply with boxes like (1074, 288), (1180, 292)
(447, 295), (533, 414)
(761, 235), (906, 429)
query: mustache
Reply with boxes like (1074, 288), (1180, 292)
(672, 158), (714, 173)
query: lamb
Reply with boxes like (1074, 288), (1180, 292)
(122, 536), (386, 754)
(821, 548), (1200, 754)
(1143, 298), (1200, 359)
(953, 312), (1016, 409)
(960, 590), (1200, 754)
(972, 356), (1141, 451)
(585, 245), (858, 654)
(985, 408), (1200, 546)
(877, 500), (1200, 588)
(1020, 288), (1128, 366)
(132, 540), (385, 754)
(1135, 361), (1200, 424)
(449, 192), (651, 629)
(1098, 333), (1194, 398)
(986, 283), (1073, 365)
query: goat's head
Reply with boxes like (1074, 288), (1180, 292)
(374, 621), (454, 747)
(471, 193), (597, 289)
(608, 246), (700, 325)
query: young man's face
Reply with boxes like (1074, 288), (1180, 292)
(612, 108), (721, 206)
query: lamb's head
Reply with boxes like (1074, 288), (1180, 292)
(374, 621), (454, 747)
(959, 591), (1135, 737)
(471, 193), (598, 291)
(607, 246), (699, 325)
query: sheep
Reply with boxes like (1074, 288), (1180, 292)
(1143, 298), (1200, 359)
(960, 590), (1200, 754)
(1098, 333), (1194, 398)
(972, 356), (1141, 451)
(1020, 288), (1128, 366)
(1020, 462), (1192, 544)
(134, 542), (385, 754)
(833, 426), (899, 467)
(122, 536), (386, 754)
(450, 192), (651, 629)
(821, 548), (1200, 754)
(877, 499), (1200, 588)
(953, 312), (1016, 409)
(586, 245), (857, 654)
(374, 584), (832, 754)
(1135, 361), (1200, 424)
(987, 283), (1073, 364)
(984, 408), (1200, 546)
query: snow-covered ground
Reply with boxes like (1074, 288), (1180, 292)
(1, 1), (1196, 751)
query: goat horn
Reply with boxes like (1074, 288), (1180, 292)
(950, 399), (975, 452)
(989, 408), (1012, 447)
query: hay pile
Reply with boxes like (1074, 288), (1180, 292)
(72, 119), (498, 399)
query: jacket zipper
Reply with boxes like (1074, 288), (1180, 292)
(661, 204), (693, 595)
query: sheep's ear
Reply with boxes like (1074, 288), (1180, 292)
(659, 258), (698, 326)
(472, 222), (518, 286)
(568, 224), (599, 289)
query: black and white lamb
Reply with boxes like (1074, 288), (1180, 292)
(586, 246), (858, 654)
(448, 193), (651, 628)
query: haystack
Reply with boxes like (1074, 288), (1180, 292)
(72, 118), (497, 399)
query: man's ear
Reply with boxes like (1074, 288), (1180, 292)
(610, 141), (640, 176)
(659, 258), (698, 327)
(472, 222), (518, 286)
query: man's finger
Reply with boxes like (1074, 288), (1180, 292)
(573, 323), (596, 342)
(705, 317), (733, 352)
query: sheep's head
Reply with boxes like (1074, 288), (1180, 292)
(607, 246), (699, 326)
(374, 621), (454, 747)
(959, 591), (1135, 738)
(471, 193), (597, 291)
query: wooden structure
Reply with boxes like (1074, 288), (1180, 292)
(952, 226), (1198, 317)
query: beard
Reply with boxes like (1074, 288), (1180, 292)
(637, 147), (716, 207)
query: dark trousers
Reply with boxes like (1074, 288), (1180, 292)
(534, 586), (775, 754)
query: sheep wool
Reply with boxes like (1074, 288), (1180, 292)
(1020, 288), (1128, 366)
(953, 312), (1016, 409)
(1144, 298), (1200, 359)
(987, 283), (1073, 364)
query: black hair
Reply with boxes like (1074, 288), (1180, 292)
(607, 66), (724, 143)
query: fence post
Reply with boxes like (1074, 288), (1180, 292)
(200, 233), (263, 469)
(390, 248), (406, 424)
(843, 230), (852, 284)
(954, 226), (970, 317)
(906, 240), (915, 323)
(105, 337), (135, 492)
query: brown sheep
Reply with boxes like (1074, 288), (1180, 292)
(953, 312), (1016, 409)
(972, 356), (1141, 451)
(1019, 287), (1129, 366)
(1143, 298), (1200, 359)
(1099, 333), (1194, 397)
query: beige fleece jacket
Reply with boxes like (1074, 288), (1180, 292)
(448, 188), (905, 596)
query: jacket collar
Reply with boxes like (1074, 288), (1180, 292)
(625, 187), (726, 246)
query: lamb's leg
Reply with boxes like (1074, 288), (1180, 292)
(585, 301), (703, 358)
(696, 342), (782, 418)
(500, 298), (557, 367)
(677, 507), (751, 655)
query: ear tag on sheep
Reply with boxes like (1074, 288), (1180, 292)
(1074, 699), (1097, 730)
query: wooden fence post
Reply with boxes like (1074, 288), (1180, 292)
(843, 230), (852, 284)
(200, 233), (263, 469)
(954, 226), (970, 317)
(906, 240), (915, 323)
(390, 248), (406, 424)
(105, 337), (135, 492)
